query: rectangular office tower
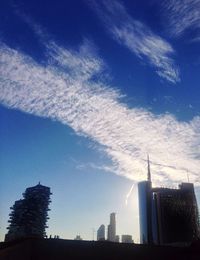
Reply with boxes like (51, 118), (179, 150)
(107, 213), (116, 242)
(138, 157), (200, 245)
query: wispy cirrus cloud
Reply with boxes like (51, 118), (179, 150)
(0, 39), (200, 186)
(161, 0), (200, 40)
(88, 0), (180, 83)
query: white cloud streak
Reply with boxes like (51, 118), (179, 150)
(125, 184), (134, 206)
(161, 0), (200, 39)
(89, 0), (180, 83)
(0, 40), (200, 186)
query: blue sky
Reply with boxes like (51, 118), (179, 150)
(1, 0), (200, 241)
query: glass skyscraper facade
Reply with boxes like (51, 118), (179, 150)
(138, 181), (152, 244)
(138, 158), (200, 245)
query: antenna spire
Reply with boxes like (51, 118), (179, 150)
(147, 154), (151, 182)
(187, 170), (190, 183)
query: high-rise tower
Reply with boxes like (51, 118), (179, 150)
(138, 159), (200, 245)
(107, 213), (116, 242)
(97, 224), (105, 241)
(138, 156), (153, 244)
(5, 183), (52, 242)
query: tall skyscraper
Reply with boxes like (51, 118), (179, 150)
(97, 224), (105, 241)
(107, 212), (116, 242)
(138, 157), (200, 245)
(5, 183), (52, 242)
(138, 156), (153, 244)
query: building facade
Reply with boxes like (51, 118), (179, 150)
(138, 157), (200, 245)
(5, 183), (52, 242)
(97, 224), (105, 241)
(74, 235), (82, 240)
(115, 235), (120, 242)
(107, 213), (116, 242)
(152, 183), (200, 244)
(121, 235), (133, 243)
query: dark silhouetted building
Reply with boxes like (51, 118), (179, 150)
(138, 156), (200, 245)
(97, 224), (105, 241)
(74, 235), (83, 240)
(5, 183), (52, 242)
(121, 235), (133, 243)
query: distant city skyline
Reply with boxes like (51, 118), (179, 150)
(1, 0), (200, 242)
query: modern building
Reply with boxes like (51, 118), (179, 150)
(5, 183), (52, 242)
(74, 235), (82, 240)
(97, 224), (105, 241)
(138, 156), (200, 245)
(107, 212), (116, 242)
(121, 235), (133, 243)
(115, 235), (120, 243)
